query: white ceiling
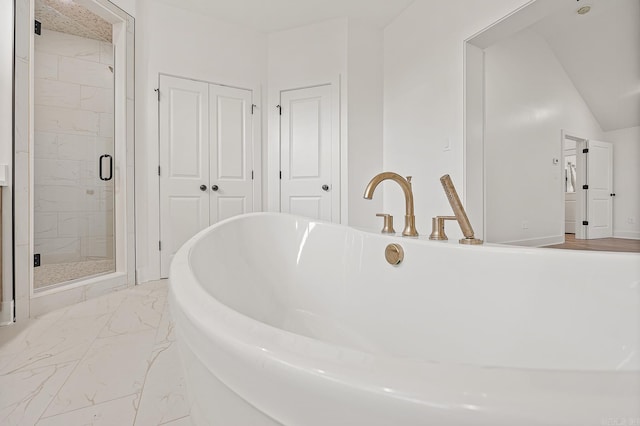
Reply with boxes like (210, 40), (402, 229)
(153, 0), (415, 32)
(532, 0), (640, 132)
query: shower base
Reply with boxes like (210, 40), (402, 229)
(34, 259), (115, 290)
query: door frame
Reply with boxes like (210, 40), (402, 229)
(272, 79), (342, 223)
(156, 73), (262, 278)
(14, 0), (136, 319)
(562, 131), (586, 239)
(0, 0), (13, 325)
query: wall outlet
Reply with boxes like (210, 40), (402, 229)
(443, 137), (451, 152)
(522, 221), (529, 230)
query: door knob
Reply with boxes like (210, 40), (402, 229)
(322, 184), (329, 192)
(199, 185), (207, 191)
(212, 185), (219, 191)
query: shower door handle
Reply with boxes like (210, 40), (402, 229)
(99, 154), (113, 181)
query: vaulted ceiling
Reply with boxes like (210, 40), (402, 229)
(532, 0), (640, 132)
(153, 0), (639, 132)
(37, 0), (638, 132)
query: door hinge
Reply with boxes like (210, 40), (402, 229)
(158, 165), (161, 176)
(154, 88), (160, 101)
(251, 104), (257, 115)
(34, 253), (41, 267)
(251, 170), (254, 180)
(279, 171), (282, 179)
(582, 221), (589, 226)
(582, 148), (589, 153)
(582, 184), (589, 190)
(159, 241), (162, 251)
(276, 105), (282, 116)
(35, 20), (41, 35)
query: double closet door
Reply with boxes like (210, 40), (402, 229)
(159, 75), (255, 277)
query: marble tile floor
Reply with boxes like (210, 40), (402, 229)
(0, 280), (191, 425)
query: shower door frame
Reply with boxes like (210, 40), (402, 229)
(12, 0), (136, 320)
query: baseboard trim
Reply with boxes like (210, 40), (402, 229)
(613, 231), (640, 240)
(499, 235), (564, 247)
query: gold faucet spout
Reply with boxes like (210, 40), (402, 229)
(364, 172), (418, 237)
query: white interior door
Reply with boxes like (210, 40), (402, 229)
(280, 85), (333, 221)
(586, 140), (613, 239)
(209, 84), (254, 223)
(565, 192), (576, 234)
(159, 76), (210, 278)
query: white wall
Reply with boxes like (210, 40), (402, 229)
(346, 20), (384, 229)
(34, 29), (115, 265)
(267, 18), (384, 228)
(603, 126), (640, 239)
(107, 0), (135, 17)
(483, 29), (603, 245)
(267, 19), (348, 219)
(383, 0), (528, 240)
(135, 0), (267, 282)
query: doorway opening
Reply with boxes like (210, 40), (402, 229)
(562, 132), (614, 241)
(33, 0), (116, 289)
(19, 0), (136, 318)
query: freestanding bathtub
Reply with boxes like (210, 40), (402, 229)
(169, 212), (640, 426)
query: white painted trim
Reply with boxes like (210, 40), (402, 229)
(252, 85), (263, 212)
(613, 231), (640, 240)
(32, 272), (127, 298)
(500, 235), (564, 247)
(573, 136), (588, 240)
(334, 75), (344, 224)
(0, 301), (14, 326)
(29, 274), (128, 317)
(462, 42), (485, 240)
(560, 130), (566, 236)
(0, 0), (15, 325)
(25, 0), (135, 311)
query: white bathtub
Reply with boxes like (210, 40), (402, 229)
(169, 212), (640, 426)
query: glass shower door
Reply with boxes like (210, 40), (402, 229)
(33, 5), (116, 290)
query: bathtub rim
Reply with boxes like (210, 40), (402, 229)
(170, 212), (639, 421)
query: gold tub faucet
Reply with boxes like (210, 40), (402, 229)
(364, 172), (418, 237)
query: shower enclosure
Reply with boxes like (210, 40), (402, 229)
(33, 0), (116, 290)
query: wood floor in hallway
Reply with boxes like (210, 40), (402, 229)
(545, 234), (640, 253)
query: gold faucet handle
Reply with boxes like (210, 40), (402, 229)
(428, 216), (457, 241)
(376, 213), (396, 234)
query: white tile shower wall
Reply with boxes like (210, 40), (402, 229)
(34, 29), (115, 264)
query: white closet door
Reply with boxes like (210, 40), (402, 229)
(586, 140), (613, 239)
(209, 85), (254, 223)
(159, 75), (210, 278)
(280, 85), (332, 221)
